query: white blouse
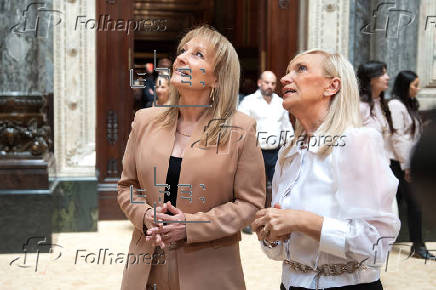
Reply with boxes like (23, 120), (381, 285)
(388, 99), (421, 170)
(359, 99), (395, 161)
(261, 127), (400, 289)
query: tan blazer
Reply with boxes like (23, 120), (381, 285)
(118, 107), (266, 290)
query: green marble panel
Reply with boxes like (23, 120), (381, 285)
(51, 178), (98, 232)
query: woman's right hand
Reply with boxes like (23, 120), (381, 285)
(144, 204), (168, 248)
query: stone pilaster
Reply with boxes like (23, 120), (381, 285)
(416, 0), (436, 110)
(307, 0), (350, 57)
(53, 0), (96, 177)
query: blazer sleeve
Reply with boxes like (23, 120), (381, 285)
(117, 111), (153, 232)
(184, 118), (266, 243)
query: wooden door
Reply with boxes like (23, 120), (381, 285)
(96, 0), (135, 220)
(96, 0), (214, 220)
(260, 0), (299, 93)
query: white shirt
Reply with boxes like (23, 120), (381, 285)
(261, 127), (400, 289)
(238, 90), (293, 150)
(388, 99), (421, 170)
(359, 100), (395, 161)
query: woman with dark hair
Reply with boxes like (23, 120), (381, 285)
(357, 61), (394, 157)
(389, 71), (434, 260)
(357, 61), (398, 219)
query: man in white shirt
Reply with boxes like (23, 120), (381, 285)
(238, 71), (293, 211)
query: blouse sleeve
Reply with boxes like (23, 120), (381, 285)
(389, 100), (413, 170)
(260, 240), (286, 261)
(319, 128), (400, 266)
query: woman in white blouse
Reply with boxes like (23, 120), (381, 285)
(357, 62), (400, 219)
(389, 71), (434, 260)
(252, 49), (400, 290)
(357, 61), (393, 161)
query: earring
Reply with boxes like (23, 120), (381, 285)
(209, 87), (215, 103)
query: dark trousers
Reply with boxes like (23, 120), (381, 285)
(280, 279), (383, 289)
(390, 160), (424, 245)
(262, 148), (279, 182)
(262, 148), (279, 207)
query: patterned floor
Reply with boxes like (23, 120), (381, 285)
(0, 221), (434, 290)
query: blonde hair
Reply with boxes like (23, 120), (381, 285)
(279, 49), (362, 166)
(157, 25), (240, 145)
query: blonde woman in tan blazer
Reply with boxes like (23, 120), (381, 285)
(117, 25), (266, 290)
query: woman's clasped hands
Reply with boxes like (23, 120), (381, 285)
(144, 201), (187, 248)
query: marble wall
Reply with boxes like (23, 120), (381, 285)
(349, 0), (421, 97)
(51, 178), (98, 232)
(349, 0), (436, 108)
(0, 0), (54, 94)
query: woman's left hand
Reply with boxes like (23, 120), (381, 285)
(252, 204), (301, 241)
(252, 204), (324, 242)
(146, 202), (187, 246)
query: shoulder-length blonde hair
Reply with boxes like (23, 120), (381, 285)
(157, 25), (240, 145)
(279, 49), (362, 166)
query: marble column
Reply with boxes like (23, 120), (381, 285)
(51, 0), (97, 232)
(306, 0), (351, 57)
(416, 0), (436, 110)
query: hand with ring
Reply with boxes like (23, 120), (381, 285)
(144, 203), (169, 248)
(146, 202), (187, 248)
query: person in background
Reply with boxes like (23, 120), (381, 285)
(154, 73), (170, 106)
(389, 71), (435, 259)
(141, 62), (156, 108)
(357, 61), (399, 218)
(357, 61), (393, 158)
(239, 71), (293, 215)
(253, 49), (399, 290)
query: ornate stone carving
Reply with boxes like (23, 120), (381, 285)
(0, 94), (51, 157)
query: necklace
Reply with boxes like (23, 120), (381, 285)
(176, 129), (191, 137)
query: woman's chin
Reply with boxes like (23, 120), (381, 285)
(281, 101), (293, 113)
